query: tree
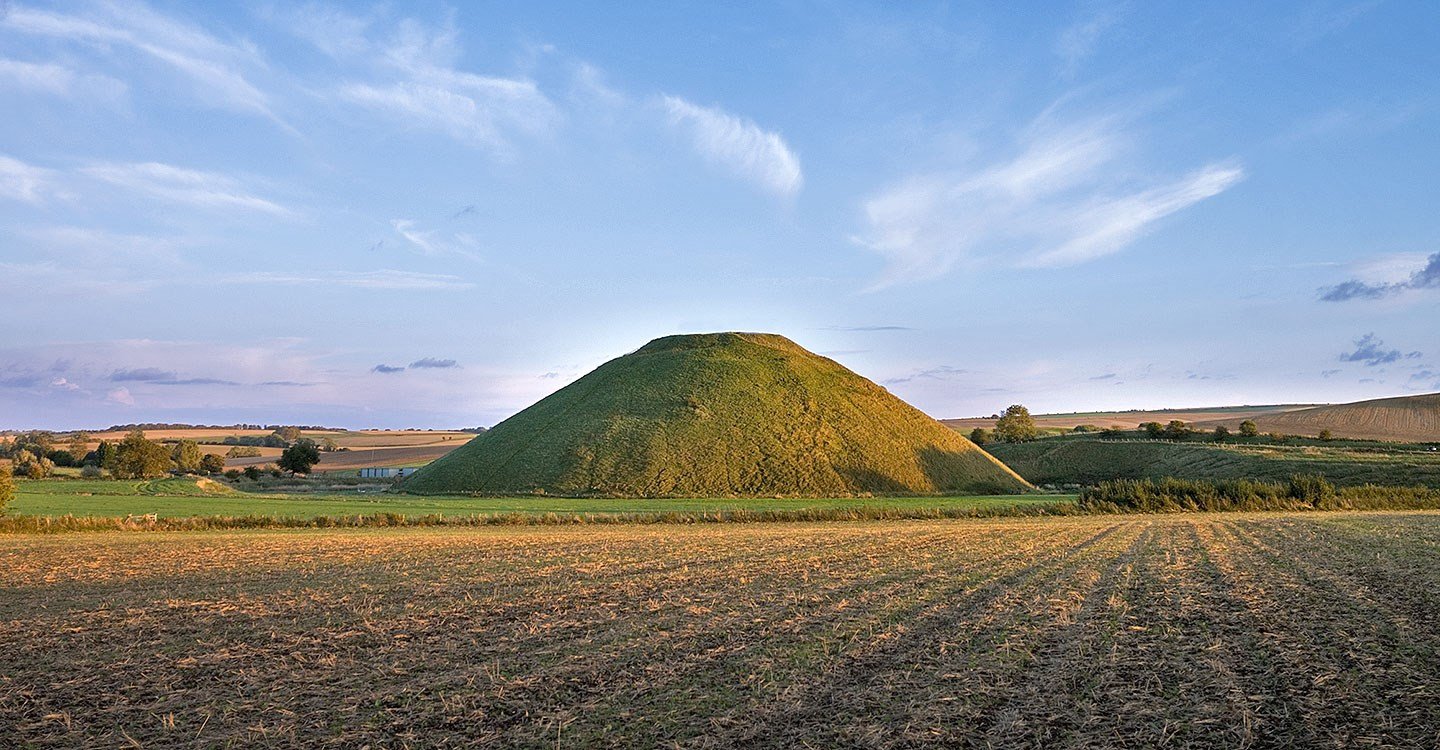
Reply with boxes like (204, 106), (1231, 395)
(994, 405), (1040, 443)
(278, 439), (320, 475)
(0, 467), (13, 514)
(272, 426), (303, 445)
(13, 450), (55, 478)
(242, 466), (261, 481)
(199, 453), (226, 474)
(1142, 422), (1164, 439)
(1318, 429), (1334, 441)
(968, 427), (993, 446)
(321, 437), (339, 452)
(1238, 419), (1259, 438)
(172, 440), (203, 473)
(1213, 425), (1231, 442)
(67, 432), (90, 459)
(95, 440), (117, 468)
(1162, 420), (1194, 441)
(112, 430), (173, 479)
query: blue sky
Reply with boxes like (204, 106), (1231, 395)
(2, 1), (1437, 430)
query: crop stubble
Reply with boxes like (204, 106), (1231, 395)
(3, 513), (1439, 748)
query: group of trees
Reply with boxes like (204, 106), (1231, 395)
(964, 408), (1344, 448)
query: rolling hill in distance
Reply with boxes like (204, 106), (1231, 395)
(1193, 393), (1440, 443)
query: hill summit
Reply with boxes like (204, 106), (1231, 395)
(403, 332), (1031, 497)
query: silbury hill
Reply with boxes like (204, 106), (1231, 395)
(403, 332), (1031, 497)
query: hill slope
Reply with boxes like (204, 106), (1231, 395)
(1195, 393), (1440, 442)
(988, 437), (1440, 488)
(403, 332), (1031, 497)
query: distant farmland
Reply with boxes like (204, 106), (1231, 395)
(988, 436), (1440, 488)
(1195, 393), (1440, 442)
(944, 404), (1320, 432)
(5, 514), (1440, 747)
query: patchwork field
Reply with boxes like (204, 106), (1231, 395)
(4, 513), (1440, 747)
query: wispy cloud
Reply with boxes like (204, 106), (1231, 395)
(224, 270), (475, 290)
(885, 365), (969, 385)
(0, 154), (64, 203)
(110, 367), (177, 383)
(83, 161), (291, 215)
(329, 17), (556, 154)
(1055, 3), (1125, 77)
(662, 95), (802, 198)
(1319, 252), (1440, 301)
(3, 1), (281, 123)
(409, 357), (459, 369)
(820, 325), (914, 332)
(0, 56), (126, 100)
(1338, 333), (1419, 367)
(390, 219), (482, 261)
(856, 110), (1244, 287)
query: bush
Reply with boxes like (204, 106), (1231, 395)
(226, 446), (262, 458)
(968, 428), (992, 446)
(199, 453), (226, 474)
(1239, 419), (1259, 437)
(1213, 425), (1230, 442)
(80, 464), (104, 478)
(13, 450), (55, 479)
(224, 469), (242, 480)
(1142, 422), (1164, 439)
(1319, 429), (1334, 441)
(1075, 474), (1383, 514)
(242, 466), (261, 481)
(0, 468), (13, 514)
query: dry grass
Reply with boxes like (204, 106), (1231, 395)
(3, 513), (1440, 747)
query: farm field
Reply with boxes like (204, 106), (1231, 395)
(988, 436), (1440, 488)
(7, 477), (1061, 519)
(48, 429), (477, 471)
(943, 403), (1319, 432)
(3, 513), (1440, 747)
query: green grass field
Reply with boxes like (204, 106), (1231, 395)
(988, 435), (1440, 487)
(7, 477), (1063, 519)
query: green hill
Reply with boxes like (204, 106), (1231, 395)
(988, 436), (1440, 488)
(403, 332), (1031, 497)
(1194, 392), (1440, 442)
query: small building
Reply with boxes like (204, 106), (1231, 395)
(358, 467), (420, 478)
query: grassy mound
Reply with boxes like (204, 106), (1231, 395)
(1195, 392), (1440, 442)
(988, 436), (1440, 488)
(404, 332), (1031, 497)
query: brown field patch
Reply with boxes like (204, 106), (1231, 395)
(3, 513), (1439, 747)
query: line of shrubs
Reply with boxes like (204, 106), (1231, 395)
(1077, 475), (1440, 513)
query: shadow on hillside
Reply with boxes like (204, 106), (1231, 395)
(918, 445), (1021, 494)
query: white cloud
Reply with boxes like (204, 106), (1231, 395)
(390, 219), (482, 262)
(3, 1), (278, 122)
(662, 95), (803, 198)
(82, 161), (291, 216)
(0, 56), (127, 100)
(0, 154), (63, 203)
(0, 57), (73, 94)
(324, 16), (556, 154)
(857, 112), (1244, 287)
(1055, 4), (1124, 77)
(105, 386), (135, 406)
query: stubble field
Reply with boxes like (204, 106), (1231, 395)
(4, 513), (1440, 748)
